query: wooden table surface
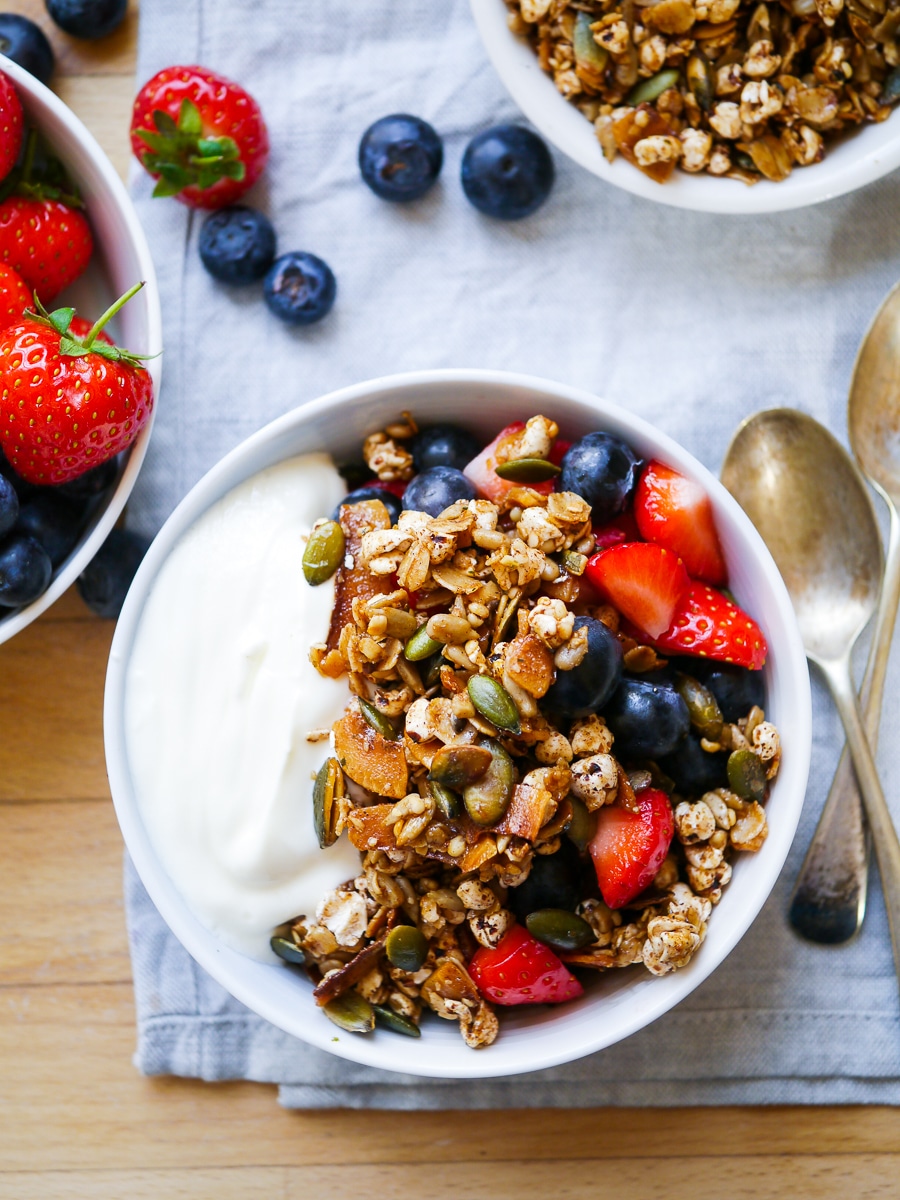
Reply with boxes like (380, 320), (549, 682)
(2, 3), (900, 1196)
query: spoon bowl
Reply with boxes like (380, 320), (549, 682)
(722, 410), (882, 664)
(850, 281), (900, 502)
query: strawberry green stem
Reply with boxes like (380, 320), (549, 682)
(83, 281), (145, 351)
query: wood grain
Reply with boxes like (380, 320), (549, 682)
(0, 2), (898, 1197)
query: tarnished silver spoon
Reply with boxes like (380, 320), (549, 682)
(721, 410), (900, 985)
(788, 284), (900, 944)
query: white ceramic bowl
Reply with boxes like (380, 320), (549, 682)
(105, 369), (811, 1079)
(470, 0), (900, 214)
(0, 56), (161, 643)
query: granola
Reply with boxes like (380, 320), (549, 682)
(504, 0), (900, 184)
(274, 415), (780, 1048)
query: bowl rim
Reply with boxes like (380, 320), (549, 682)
(104, 367), (812, 1078)
(0, 54), (162, 643)
(468, 0), (900, 215)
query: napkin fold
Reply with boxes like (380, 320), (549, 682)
(125, 0), (900, 1107)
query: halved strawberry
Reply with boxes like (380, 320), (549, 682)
(585, 541), (689, 639)
(635, 461), (727, 585)
(652, 581), (767, 669)
(469, 924), (584, 1006)
(589, 788), (674, 910)
(463, 421), (555, 500)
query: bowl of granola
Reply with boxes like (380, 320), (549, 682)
(105, 369), (810, 1078)
(470, 0), (900, 213)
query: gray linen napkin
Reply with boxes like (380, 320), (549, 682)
(124, 0), (900, 1107)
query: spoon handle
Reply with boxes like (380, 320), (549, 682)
(789, 501), (900, 944)
(816, 655), (900, 992)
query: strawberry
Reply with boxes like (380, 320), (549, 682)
(0, 195), (93, 301)
(585, 541), (689, 639)
(0, 262), (30, 327)
(0, 283), (154, 484)
(469, 924), (584, 1006)
(651, 581), (768, 669)
(589, 788), (674, 910)
(463, 420), (559, 501)
(635, 460), (727, 585)
(130, 65), (269, 208)
(0, 72), (24, 184)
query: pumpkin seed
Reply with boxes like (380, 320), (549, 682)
(385, 924), (429, 972)
(270, 935), (306, 965)
(429, 779), (462, 820)
(358, 697), (400, 740)
(676, 674), (723, 740)
(727, 747), (767, 803)
(313, 756), (344, 848)
(574, 10), (609, 72)
(883, 65), (900, 103)
(566, 795), (598, 853)
(732, 150), (760, 174)
(467, 674), (521, 734)
(302, 519), (345, 586)
(526, 908), (595, 952)
(405, 624), (443, 661)
(494, 457), (561, 483)
(422, 652), (443, 690)
(429, 744), (492, 790)
(562, 549), (587, 576)
(686, 52), (713, 111)
(323, 990), (375, 1034)
(626, 68), (680, 105)
(373, 1003), (421, 1038)
(463, 739), (516, 825)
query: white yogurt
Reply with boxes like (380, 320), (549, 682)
(124, 453), (362, 960)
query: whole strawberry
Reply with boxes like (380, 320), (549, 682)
(130, 65), (269, 209)
(0, 283), (154, 484)
(0, 196), (92, 300)
(0, 72), (24, 184)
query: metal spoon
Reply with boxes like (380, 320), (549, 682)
(721, 409), (900, 989)
(788, 284), (900, 944)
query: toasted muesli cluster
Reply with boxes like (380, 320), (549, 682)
(273, 414), (781, 1047)
(504, 0), (900, 184)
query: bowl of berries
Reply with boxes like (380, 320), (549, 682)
(105, 369), (810, 1078)
(0, 55), (161, 640)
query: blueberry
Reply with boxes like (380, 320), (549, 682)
(45, 0), (127, 39)
(199, 206), (276, 285)
(0, 473), (18, 539)
(0, 14), (54, 83)
(409, 423), (481, 473)
(559, 432), (643, 524)
(332, 486), (402, 525)
(54, 456), (119, 501)
(16, 493), (86, 567)
(678, 658), (766, 723)
(77, 526), (150, 618)
(358, 114), (443, 202)
(659, 733), (729, 796)
(263, 252), (336, 326)
(605, 677), (690, 761)
(402, 466), (475, 518)
(0, 534), (52, 606)
(461, 124), (554, 220)
(544, 615), (623, 719)
(508, 839), (584, 921)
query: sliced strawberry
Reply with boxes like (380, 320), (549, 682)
(635, 461), (727, 585)
(469, 924), (584, 1006)
(362, 477), (406, 499)
(592, 510), (641, 552)
(585, 541), (689, 639)
(651, 581), (767, 669)
(589, 788), (674, 910)
(463, 421), (555, 500)
(548, 438), (571, 466)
